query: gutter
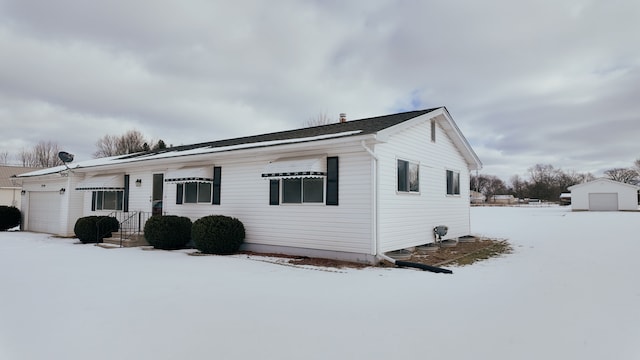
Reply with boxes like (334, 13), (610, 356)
(360, 140), (453, 274)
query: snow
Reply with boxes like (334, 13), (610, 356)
(1, 206), (639, 360)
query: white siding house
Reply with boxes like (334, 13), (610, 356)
(0, 166), (41, 210)
(16, 107), (482, 263)
(568, 178), (639, 211)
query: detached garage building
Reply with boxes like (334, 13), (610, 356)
(568, 178), (640, 211)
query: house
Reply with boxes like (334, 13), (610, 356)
(568, 178), (639, 211)
(0, 165), (41, 210)
(470, 190), (486, 204)
(559, 193), (571, 205)
(16, 107), (482, 263)
(489, 194), (516, 205)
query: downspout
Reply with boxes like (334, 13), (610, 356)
(361, 140), (453, 274)
(360, 140), (379, 263)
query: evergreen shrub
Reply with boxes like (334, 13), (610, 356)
(0, 206), (21, 231)
(192, 215), (245, 254)
(144, 215), (192, 250)
(74, 216), (119, 243)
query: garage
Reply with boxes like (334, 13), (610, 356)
(27, 192), (62, 233)
(568, 178), (639, 212)
(588, 193), (618, 211)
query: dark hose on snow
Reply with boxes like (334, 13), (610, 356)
(395, 260), (453, 274)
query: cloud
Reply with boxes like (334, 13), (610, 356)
(0, 0), (638, 183)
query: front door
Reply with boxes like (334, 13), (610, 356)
(152, 173), (164, 215)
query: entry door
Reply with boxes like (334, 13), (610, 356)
(152, 174), (164, 215)
(588, 193), (618, 211)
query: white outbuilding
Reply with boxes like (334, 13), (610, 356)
(568, 178), (640, 211)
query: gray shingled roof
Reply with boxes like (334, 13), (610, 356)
(0, 165), (41, 187)
(121, 108), (439, 159)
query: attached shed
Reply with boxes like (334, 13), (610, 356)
(568, 178), (639, 211)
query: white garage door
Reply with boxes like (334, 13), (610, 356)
(28, 192), (61, 234)
(588, 193), (618, 211)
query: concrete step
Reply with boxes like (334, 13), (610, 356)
(103, 233), (149, 247)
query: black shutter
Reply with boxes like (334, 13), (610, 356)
(269, 179), (280, 205)
(326, 157), (339, 205)
(123, 174), (130, 212)
(176, 183), (184, 204)
(212, 166), (221, 205)
(91, 191), (96, 211)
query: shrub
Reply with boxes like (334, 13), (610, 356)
(0, 206), (21, 231)
(144, 215), (192, 250)
(74, 216), (119, 243)
(192, 215), (245, 254)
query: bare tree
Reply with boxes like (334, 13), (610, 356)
(94, 130), (152, 158)
(19, 141), (62, 167)
(0, 151), (9, 164)
(304, 112), (335, 127)
(604, 167), (639, 184)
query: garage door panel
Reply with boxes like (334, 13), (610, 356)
(588, 193), (618, 211)
(28, 192), (61, 234)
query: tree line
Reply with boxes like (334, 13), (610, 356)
(472, 160), (640, 202)
(1, 130), (168, 167)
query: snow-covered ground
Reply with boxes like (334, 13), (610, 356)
(1, 206), (639, 360)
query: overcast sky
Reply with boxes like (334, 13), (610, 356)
(1, 0), (638, 181)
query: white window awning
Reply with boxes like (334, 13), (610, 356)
(164, 167), (213, 183)
(75, 175), (124, 191)
(261, 156), (326, 178)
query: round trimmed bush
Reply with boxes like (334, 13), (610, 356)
(0, 206), (21, 231)
(74, 216), (119, 243)
(192, 215), (245, 254)
(144, 215), (192, 250)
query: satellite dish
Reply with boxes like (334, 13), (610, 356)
(58, 151), (74, 163)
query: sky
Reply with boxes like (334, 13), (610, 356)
(0, 0), (638, 181)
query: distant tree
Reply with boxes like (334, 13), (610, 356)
(604, 167), (639, 184)
(153, 139), (167, 150)
(0, 151), (9, 164)
(94, 130), (152, 158)
(471, 174), (507, 200)
(509, 174), (527, 199)
(19, 141), (62, 167)
(304, 112), (335, 127)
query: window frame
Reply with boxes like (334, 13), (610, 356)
(446, 169), (461, 196)
(397, 159), (420, 193)
(281, 177), (325, 204)
(93, 190), (124, 211)
(182, 181), (213, 204)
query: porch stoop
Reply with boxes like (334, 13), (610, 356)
(102, 233), (149, 247)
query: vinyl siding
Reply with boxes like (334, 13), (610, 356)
(376, 119), (471, 252)
(156, 143), (375, 254)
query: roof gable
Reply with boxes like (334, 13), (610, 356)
(568, 178), (640, 191)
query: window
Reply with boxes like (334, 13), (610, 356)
(431, 119), (436, 142)
(397, 159), (419, 193)
(281, 178), (324, 204)
(446, 170), (460, 195)
(170, 166), (221, 205)
(182, 182), (212, 204)
(93, 191), (124, 211)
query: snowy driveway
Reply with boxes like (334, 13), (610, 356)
(1, 206), (639, 360)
